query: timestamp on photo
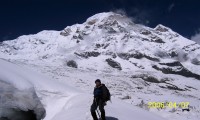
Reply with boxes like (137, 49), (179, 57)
(148, 102), (190, 109)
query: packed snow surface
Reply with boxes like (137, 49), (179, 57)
(0, 59), (167, 120)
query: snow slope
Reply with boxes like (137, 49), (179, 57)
(15, 61), (200, 120)
(0, 59), (80, 120)
(0, 59), (167, 120)
(51, 94), (166, 120)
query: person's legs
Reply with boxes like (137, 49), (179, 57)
(90, 100), (98, 120)
(99, 100), (106, 120)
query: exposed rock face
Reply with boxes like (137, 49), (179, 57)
(155, 24), (169, 32)
(152, 61), (200, 80)
(131, 74), (185, 91)
(67, 60), (78, 68)
(118, 53), (160, 62)
(106, 58), (122, 70)
(191, 58), (200, 65)
(132, 74), (162, 83)
(60, 28), (72, 36)
(118, 53), (143, 60)
(74, 51), (100, 58)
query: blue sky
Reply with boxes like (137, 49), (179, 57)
(0, 0), (200, 42)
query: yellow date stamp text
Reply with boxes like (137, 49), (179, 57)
(148, 102), (189, 109)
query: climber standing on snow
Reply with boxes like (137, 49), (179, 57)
(91, 79), (110, 120)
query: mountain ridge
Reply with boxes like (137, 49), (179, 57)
(1, 12), (200, 76)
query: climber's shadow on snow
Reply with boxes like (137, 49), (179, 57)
(105, 116), (119, 120)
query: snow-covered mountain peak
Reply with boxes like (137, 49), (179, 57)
(1, 12), (200, 72)
(154, 24), (170, 32)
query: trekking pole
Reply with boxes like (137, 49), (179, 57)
(95, 98), (101, 119)
(96, 109), (101, 119)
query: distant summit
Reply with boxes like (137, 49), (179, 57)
(0, 12), (200, 79)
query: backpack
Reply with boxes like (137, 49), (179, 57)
(101, 84), (111, 102)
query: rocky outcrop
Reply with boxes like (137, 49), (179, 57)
(106, 58), (122, 70)
(118, 53), (143, 60)
(74, 51), (100, 58)
(67, 60), (78, 68)
(152, 61), (200, 80)
(191, 58), (200, 65)
(132, 74), (161, 83)
(131, 74), (185, 91)
(60, 28), (72, 36)
(154, 24), (169, 32)
(118, 53), (160, 62)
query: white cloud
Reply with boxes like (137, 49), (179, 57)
(113, 9), (127, 16)
(112, 8), (151, 25)
(191, 29), (200, 44)
(168, 3), (175, 12)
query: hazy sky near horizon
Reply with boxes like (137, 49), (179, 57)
(0, 0), (200, 42)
